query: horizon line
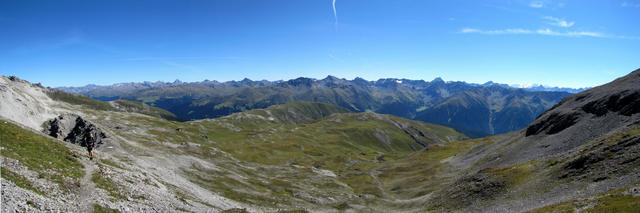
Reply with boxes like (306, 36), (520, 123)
(2, 74), (592, 90)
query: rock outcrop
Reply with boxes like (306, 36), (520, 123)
(42, 114), (108, 148)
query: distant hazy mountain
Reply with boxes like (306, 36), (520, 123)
(510, 84), (587, 93)
(58, 76), (573, 137)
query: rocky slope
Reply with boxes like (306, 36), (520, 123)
(427, 68), (640, 211)
(1, 76), (245, 212)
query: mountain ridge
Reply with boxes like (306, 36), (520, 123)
(55, 75), (574, 137)
(58, 76), (586, 94)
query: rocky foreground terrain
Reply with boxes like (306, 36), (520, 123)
(1, 70), (639, 212)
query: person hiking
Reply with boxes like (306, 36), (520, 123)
(87, 133), (96, 160)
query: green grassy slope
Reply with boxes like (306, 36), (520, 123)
(245, 101), (352, 124)
(0, 120), (84, 194)
(46, 89), (181, 121)
(528, 185), (640, 213)
(111, 99), (181, 121)
(205, 109), (468, 167)
(47, 89), (117, 111)
(196, 111), (467, 208)
(97, 101), (468, 210)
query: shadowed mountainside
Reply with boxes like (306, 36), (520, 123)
(415, 85), (568, 138)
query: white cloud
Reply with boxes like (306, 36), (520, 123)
(535, 28), (603, 37)
(461, 28), (532, 34)
(460, 28), (479, 33)
(332, 0), (338, 25)
(529, 1), (544, 8)
(460, 28), (618, 38)
(621, 1), (640, 7)
(124, 56), (241, 61)
(542, 16), (575, 27)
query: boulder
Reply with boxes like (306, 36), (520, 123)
(42, 113), (108, 148)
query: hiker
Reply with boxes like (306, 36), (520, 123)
(87, 133), (96, 160)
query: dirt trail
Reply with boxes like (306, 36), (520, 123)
(77, 159), (99, 212)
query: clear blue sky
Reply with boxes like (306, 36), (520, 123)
(1, 0), (639, 88)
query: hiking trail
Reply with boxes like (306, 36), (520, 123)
(77, 158), (99, 212)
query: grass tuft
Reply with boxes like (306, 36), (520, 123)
(221, 208), (250, 213)
(101, 159), (127, 171)
(93, 204), (120, 213)
(527, 187), (640, 213)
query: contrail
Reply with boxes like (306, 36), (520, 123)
(332, 0), (338, 26)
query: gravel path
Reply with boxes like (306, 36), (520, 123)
(77, 160), (98, 212)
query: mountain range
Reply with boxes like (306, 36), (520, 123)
(58, 76), (575, 138)
(1, 69), (639, 212)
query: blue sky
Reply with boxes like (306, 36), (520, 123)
(1, 0), (639, 88)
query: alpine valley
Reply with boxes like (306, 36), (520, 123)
(1, 69), (639, 212)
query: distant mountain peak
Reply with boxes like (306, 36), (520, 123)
(284, 77), (314, 87)
(510, 83), (588, 93)
(324, 75), (339, 80)
(321, 75), (344, 83)
(432, 77), (445, 83)
(353, 77), (368, 82)
(482, 81), (495, 86)
(352, 77), (370, 85)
